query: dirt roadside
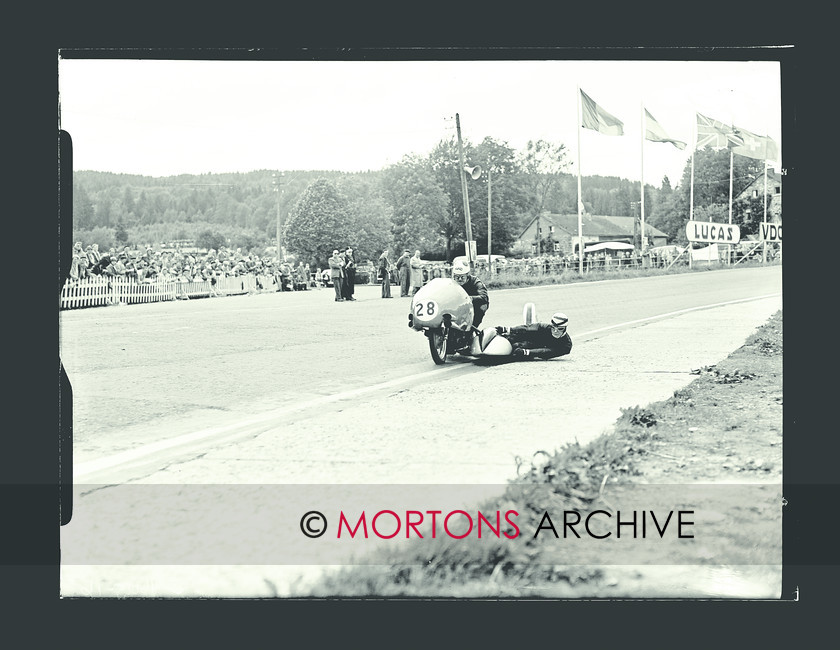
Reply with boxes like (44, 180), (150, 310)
(304, 311), (784, 598)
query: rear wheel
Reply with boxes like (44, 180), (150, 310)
(428, 327), (449, 365)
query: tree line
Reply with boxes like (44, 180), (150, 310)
(71, 138), (772, 268)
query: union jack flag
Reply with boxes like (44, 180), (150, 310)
(695, 113), (744, 150)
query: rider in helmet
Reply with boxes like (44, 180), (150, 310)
(495, 312), (572, 360)
(451, 258), (489, 329)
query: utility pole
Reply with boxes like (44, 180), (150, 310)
(455, 113), (474, 269)
(487, 165), (492, 274)
(272, 172), (286, 263)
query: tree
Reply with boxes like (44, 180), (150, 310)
(465, 137), (531, 256)
(516, 140), (572, 219)
(335, 174), (393, 262)
(380, 155), (448, 256)
(73, 184), (95, 229)
(693, 203), (729, 224)
(644, 149), (768, 245)
(284, 178), (355, 267)
(195, 228), (226, 251)
(114, 219), (129, 246)
(122, 186), (136, 218)
(679, 147), (764, 210)
(733, 194), (772, 236)
(648, 181), (689, 244)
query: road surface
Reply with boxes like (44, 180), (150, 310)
(59, 265), (782, 596)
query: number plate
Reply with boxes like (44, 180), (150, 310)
(413, 299), (439, 322)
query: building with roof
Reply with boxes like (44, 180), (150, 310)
(734, 168), (782, 224)
(516, 212), (669, 255)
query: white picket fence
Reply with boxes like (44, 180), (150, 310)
(59, 275), (261, 310)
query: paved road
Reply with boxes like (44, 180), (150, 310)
(61, 265), (781, 480)
(60, 265), (782, 596)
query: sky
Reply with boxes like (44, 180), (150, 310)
(57, 57), (783, 189)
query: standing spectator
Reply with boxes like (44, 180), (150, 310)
(208, 267), (219, 296)
(271, 263), (283, 290)
(279, 262), (292, 291)
(342, 247), (357, 301)
(396, 249), (411, 297)
(84, 245), (97, 273)
(296, 261), (309, 290)
(328, 249), (345, 302)
(69, 242), (88, 281)
(409, 249), (425, 297)
(378, 249), (392, 298)
(87, 243), (102, 268)
(77, 242), (89, 273)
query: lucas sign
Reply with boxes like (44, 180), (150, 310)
(685, 221), (741, 244)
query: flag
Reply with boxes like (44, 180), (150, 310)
(696, 112), (744, 150)
(580, 89), (624, 136)
(730, 125), (779, 161)
(645, 109), (686, 149)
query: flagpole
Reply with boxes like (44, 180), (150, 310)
(689, 114), (696, 269)
(690, 114), (696, 222)
(728, 149), (734, 225)
(762, 159), (768, 263)
(577, 86), (583, 274)
(640, 102), (646, 260)
(728, 149), (734, 265)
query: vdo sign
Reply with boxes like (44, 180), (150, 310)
(685, 221), (741, 244)
(759, 223), (782, 242)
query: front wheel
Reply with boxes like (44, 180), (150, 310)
(428, 327), (449, 365)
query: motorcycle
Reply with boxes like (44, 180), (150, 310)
(407, 277), (538, 365)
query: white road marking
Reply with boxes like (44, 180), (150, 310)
(576, 294), (780, 337)
(74, 293), (780, 481)
(73, 363), (464, 480)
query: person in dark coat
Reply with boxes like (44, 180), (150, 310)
(495, 312), (572, 360)
(395, 250), (411, 297)
(342, 247), (357, 301)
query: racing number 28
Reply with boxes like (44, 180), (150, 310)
(414, 300), (437, 319)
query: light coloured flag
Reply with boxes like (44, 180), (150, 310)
(645, 109), (686, 149)
(730, 125), (779, 161)
(580, 89), (624, 136)
(696, 112), (744, 149)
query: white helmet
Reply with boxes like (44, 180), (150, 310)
(550, 312), (568, 327)
(550, 312), (568, 336)
(452, 259), (470, 278)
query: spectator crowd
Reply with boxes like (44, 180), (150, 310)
(68, 242), (324, 291)
(66, 238), (767, 300)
